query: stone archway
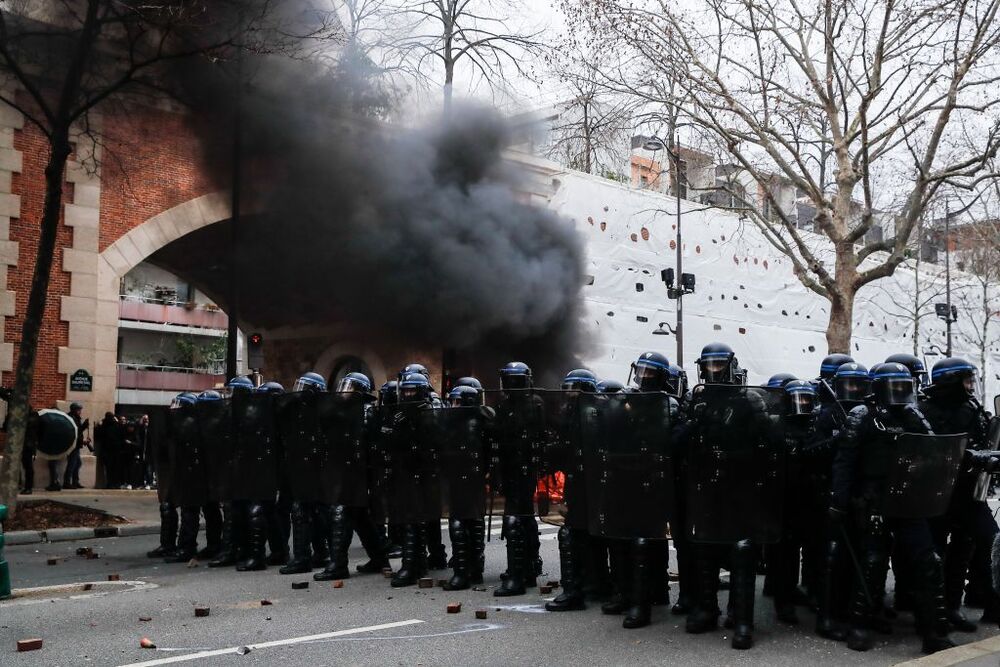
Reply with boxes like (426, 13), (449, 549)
(82, 192), (232, 416)
(314, 341), (389, 391)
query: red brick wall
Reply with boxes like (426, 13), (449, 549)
(98, 106), (216, 252)
(4, 122), (72, 409)
(3, 103), (215, 411)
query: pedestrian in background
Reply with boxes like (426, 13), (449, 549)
(63, 402), (91, 489)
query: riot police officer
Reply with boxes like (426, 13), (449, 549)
(494, 361), (544, 597)
(683, 342), (776, 650)
(148, 393), (189, 559)
(314, 372), (391, 582)
(441, 382), (493, 591)
(831, 362), (954, 654)
(278, 372), (332, 575)
(765, 380), (817, 625)
(810, 361), (869, 640)
(886, 353), (929, 389)
(164, 390), (223, 563)
(546, 369), (599, 613)
(922, 358), (1000, 630)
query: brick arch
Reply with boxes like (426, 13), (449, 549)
(87, 192), (232, 415)
(314, 341), (389, 390)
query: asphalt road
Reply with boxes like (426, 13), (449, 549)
(2, 520), (997, 666)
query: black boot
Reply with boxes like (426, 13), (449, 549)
(730, 540), (756, 649)
(546, 527), (586, 611)
(943, 533), (977, 632)
(165, 506), (199, 562)
(671, 533), (694, 615)
(197, 502), (223, 559)
(386, 522), (404, 559)
(584, 534), (612, 601)
(391, 523), (427, 587)
(471, 519), (486, 584)
(279, 502), (314, 575)
(686, 548), (721, 634)
(316, 505), (353, 581)
(602, 540), (630, 615)
(209, 502), (239, 567)
(266, 502), (289, 565)
(915, 553), (956, 654)
(495, 515), (530, 596)
(354, 507), (390, 574)
(623, 539), (652, 628)
(237, 503), (268, 571)
(148, 502), (178, 558)
(648, 540), (670, 606)
(526, 517), (542, 579)
(816, 539), (848, 641)
(310, 504), (330, 568)
(444, 519), (473, 591)
(425, 519), (448, 570)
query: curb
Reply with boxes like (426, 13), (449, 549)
(895, 635), (1000, 666)
(5, 522), (160, 545)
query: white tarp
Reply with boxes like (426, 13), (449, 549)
(542, 167), (1000, 400)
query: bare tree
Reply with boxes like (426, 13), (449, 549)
(393, 0), (547, 113)
(542, 49), (635, 177)
(564, 0), (1000, 352)
(953, 217), (1000, 400)
(872, 235), (947, 357)
(0, 1), (260, 509)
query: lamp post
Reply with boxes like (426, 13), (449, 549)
(934, 201), (958, 356)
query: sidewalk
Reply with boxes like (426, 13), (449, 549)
(5, 488), (160, 545)
(896, 635), (1000, 666)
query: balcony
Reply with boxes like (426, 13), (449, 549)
(119, 295), (228, 330)
(116, 363), (224, 392)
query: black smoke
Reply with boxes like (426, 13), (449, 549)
(169, 35), (589, 382)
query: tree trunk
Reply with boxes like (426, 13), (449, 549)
(826, 244), (858, 353)
(0, 136), (72, 510)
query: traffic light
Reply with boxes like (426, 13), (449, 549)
(247, 332), (264, 371)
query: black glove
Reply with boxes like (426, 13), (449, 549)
(965, 449), (1000, 473)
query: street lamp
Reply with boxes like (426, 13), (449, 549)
(934, 200), (958, 356)
(642, 138), (666, 190)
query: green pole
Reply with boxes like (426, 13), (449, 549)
(0, 504), (10, 599)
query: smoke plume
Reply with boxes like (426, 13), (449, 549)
(172, 31), (589, 382)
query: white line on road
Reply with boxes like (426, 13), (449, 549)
(119, 619), (424, 667)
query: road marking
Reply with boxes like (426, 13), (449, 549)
(302, 622), (502, 644)
(119, 619), (424, 667)
(2, 580), (159, 607)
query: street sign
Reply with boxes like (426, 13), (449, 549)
(70, 369), (93, 392)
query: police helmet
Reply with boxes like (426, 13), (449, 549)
(293, 372), (327, 393)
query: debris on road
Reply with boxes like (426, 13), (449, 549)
(46, 557), (59, 566)
(139, 637), (156, 649)
(332, 580), (344, 589)
(236, 646), (252, 655)
(418, 578), (434, 589)
(194, 607), (210, 617)
(447, 602), (461, 614)
(539, 585), (552, 594)
(382, 567), (393, 578)
(260, 599), (272, 606)
(291, 581), (309, 590)
(138, 616), (152, 622)
(107, 574), (120, 581)
(75, 547), (92, 556)
(475, 609), (488, 619)
(17, 638), (43, 652)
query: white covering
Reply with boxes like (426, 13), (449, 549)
(540, 165), (1000, 400)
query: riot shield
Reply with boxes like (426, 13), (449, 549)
(230, 391), (280, 501)
(195, 398), (233, 503)
(274, 392), (326, 504)
(582, 392), (674, 539)
(485, 389), (568, 518)
(436, 406), (494, 520)
(34, 409), (77, 460)
(373, 402), (442, 524)
(167, 404), (208, 506)
(685, 385), (786, 544)
(882, 433), (967, 519)
(315, 392), (369, 507)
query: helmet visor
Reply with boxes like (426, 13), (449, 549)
(879, 377), (915, 405)
(293, 378), (321, 393)
(169, 397), (189, 410)
(336, 377), (368, 394)
(632, 364), (665, 391)
(501, 373), (529, 390)
(399, 384), (426, 402)
(700, 358), (730, 383)
(834, 377), (869, 402)
(790, 392), (816, 415)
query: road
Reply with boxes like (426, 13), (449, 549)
(2, 519), (997, 666)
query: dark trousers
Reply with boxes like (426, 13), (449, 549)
(64, 448), (82, 486)
(21, 447), (34, 490)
